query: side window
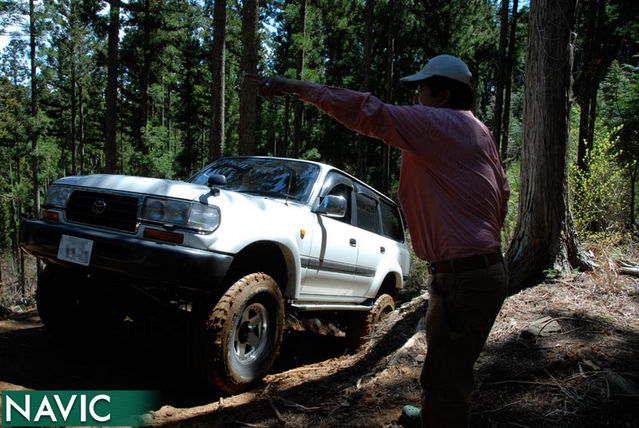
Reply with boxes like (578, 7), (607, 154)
(380, 200), (405, 242)
(355, 191), (380, 234)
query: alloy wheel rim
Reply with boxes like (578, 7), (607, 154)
(232, 302), (269, 364)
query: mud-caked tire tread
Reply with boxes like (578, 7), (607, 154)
(193, 272), (284, 393)
(346, 293), (395, 352)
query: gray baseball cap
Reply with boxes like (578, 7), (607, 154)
(400, 54), (472, 87)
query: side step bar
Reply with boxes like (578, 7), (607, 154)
(289, 302), (373, 312)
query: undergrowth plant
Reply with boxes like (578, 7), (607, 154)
(0, 255), (36, 311)
(570, 128), (633, 238)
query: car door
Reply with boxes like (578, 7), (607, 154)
(350, 184), (386, 298)
(300, 172), (360, 300)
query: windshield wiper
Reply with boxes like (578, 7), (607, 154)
(240, 190), (286, 198)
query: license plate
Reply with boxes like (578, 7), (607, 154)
(57, 234), (93, 266)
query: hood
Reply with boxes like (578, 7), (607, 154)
(56, 174), (211, 202)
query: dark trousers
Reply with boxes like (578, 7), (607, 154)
(420, 258), (508, 428)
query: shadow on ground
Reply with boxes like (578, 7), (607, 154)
(0, 312), (356, 409)
(473, 309), (639, 427)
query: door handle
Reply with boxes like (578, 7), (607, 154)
(380, 246), (386, 254)
(349, 238), (357, 247)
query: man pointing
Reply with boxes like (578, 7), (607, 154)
(253, 54), (510, 427)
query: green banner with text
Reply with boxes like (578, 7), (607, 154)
(1, 390), (159, 427)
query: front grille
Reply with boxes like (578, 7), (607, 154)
(66, 190), (139, 232)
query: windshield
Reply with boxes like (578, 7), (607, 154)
(189, 157), (321, 203)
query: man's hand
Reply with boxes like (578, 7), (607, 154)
(244, 73), (303, 100)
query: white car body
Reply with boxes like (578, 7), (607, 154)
(20, 156), (411, 391)
(25, 157), (409, 309)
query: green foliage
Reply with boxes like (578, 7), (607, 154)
(502, 159), (520, 246)
(570, 127), (633, 235)
(0, 0), (637, 261)
(543, 268), (560, 280)
(140, 125), (178, 179)
(600, 60), (639, 173)
(402, 233), (431, 298)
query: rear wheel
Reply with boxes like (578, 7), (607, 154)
(346, 293), (395, 351)
(193, 273), (285, 393)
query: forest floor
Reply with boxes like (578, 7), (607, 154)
(1, 248), (638, 427)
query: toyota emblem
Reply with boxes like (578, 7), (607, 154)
(91, 200), (107, 215)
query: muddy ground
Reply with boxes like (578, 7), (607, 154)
(1, 268), (638, 427)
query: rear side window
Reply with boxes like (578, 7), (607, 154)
(356, 192), (380, 234)
(380, 200), (405, 242)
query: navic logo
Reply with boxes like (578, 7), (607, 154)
(1, 391), (158, 427)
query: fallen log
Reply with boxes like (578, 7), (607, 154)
(618, 266), (639, 276)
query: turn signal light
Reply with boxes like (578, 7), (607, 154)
(143, 227), (184, 244)
(41, 210), (60, 222)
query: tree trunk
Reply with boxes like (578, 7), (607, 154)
(500, 0), (518, 161)
(167, 86), (172, 151)
(104, 0), (120, 173)
(506, 0), (593, 290)
(381, 0), (395, 196)
(71, 51), (78, 175)
(493, 0), (509, 150)
(238, 0), (259, 156)
(139, 0), (152, 162)
(292, 100), (303, 158)
(630, 162), (637, 230)
(10, 153), (23, 293)
(576, 0), (606, 174)
(209, 0), (226, 162)
(79, 83), (85, 174)
(292, 0), (306, 159)
(356, 0), (374, 180)
(59, 105), (66, 174)
(283, 96), (290, 157)
(68, 0), (78, 175)
(29, 0), (39, 217)
(577, 84), (594, 172)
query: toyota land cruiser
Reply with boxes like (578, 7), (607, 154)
(20, 156), (410, 392)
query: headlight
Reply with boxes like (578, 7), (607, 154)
(142, 198), (189, 224)
(142, 199), (168, 222)
(142, 198), (220, 233)
(44, 185), (72, 208)
(187, 204), (221, 233)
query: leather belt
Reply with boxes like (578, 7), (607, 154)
(428, 249), (502, 274)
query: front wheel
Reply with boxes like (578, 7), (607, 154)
(193, 273), (285, 393)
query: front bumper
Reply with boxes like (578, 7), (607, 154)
(20, 219), (233, 289)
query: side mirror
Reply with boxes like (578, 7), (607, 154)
(207, 174), (227, 196)
(317, 195), (347, 218)
(207, 174), (227, 188)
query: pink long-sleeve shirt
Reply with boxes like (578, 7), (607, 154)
(300, 82), (510, 262)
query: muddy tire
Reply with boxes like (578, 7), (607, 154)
(346, 293), (395, 351)
(193, 273), (285, 393)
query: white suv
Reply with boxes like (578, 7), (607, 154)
(20, 156), (410, 392)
